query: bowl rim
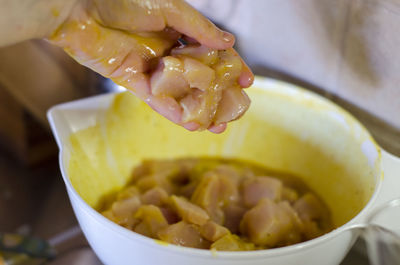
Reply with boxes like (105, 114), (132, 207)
(55, 77), (383, 259)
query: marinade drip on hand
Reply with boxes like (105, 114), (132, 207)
(100, 158), (334, 251)
(49, 10), (251, 130)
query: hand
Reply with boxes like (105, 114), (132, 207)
(49, 0), (254, 133)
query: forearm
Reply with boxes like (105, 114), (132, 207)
(0, 0), (78, 47)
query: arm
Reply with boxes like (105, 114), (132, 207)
(0, 0), (77, 47)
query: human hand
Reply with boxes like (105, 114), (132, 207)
(49, 0), (254, 133)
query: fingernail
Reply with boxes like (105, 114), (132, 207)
(183, 122), (200, 131)
(222, 31), (234, 43)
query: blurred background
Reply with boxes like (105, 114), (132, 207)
(0, 0), (399, 264)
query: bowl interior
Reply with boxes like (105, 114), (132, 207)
(64, 77), (380, 228)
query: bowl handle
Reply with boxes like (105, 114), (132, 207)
(374, 150), (400, 208)
(358, 150), (400, 265)
(364, 149), (400, 231)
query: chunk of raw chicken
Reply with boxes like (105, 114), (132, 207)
(211, 234), (255, 251)
(191, 172), (224, 224)
(293, 193), (327, 222)
(212, 49), (250, 124)
(213, 87), (250, 124)
(150, 44), (249, 129)
(112, 196), (141, 217)
(240, 199), (302, 247)
(159, 206), (180, 224)
(170, 195), (210, 225)
(200, 221), (230, 242)
(222, 204), (247, 234)
(158, 221), (210, 249)
(242, 176), (283, 208)
(180, 87), (219, 127)
(302, 220), (324, 239)
(281, 187), (299, 203)
(213, 165), (241, 205)
(150, 56), (190, 98)
(213, 49), (242, 87)
(134, 205), (168, 238)
(182, 56), (216, 92)
(108, 196), (141, 229)
(116, 186), (140, 200)
(171, 44), (218, 66)
(130, 159), (182, 184)
(141, 187), (169, 206)
(135, 171), (176, 194)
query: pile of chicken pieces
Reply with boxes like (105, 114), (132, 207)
(102, 159), (332, 251)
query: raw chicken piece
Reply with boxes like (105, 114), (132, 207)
(278, 201), (304, 246)
(211, 49), (249, 125)
(242, 176), (283, 208)
(171, 44), (218, 66)
(103, 209), (139, 229)
(179, 87), (219, 127)
(213, 49), (242, 87)
(302, 220), (326, 239)
(112, 196), (141, 218)
(176, 48), (247, 129)
(135, 171), (176, 194)
(134, 205), (169, 238)
(213, 87), (250, 124)
(179, 181), (198, 198)
(116, 186), (140, 200)
(150, 56), (190, 98)
(191, 173), (224, 224)
(159, 206), (180, 224)
(181, 56), (216, 92)
(240, 199), (302, 247)
(190, 165), (243, 224)
(134, 221), (153, 238)
(213, 165), (241, 204)
(281, 187), (299, 203)
(141, 187), (169, 206)
(293, 193), (326, 222)
(222, 204), (247, 234)
(108, 196), (142, 229)
(130, 161), (152, 183)
(211, 234), (255, 251)
(158, 221), (210, 249)
(130, 159), (182, 184)
(170, 195), (210, 225)
(200, 221), (230, 242)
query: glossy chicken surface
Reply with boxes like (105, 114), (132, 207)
(100, 158), (333, 250)
(49, 3), (253, 132)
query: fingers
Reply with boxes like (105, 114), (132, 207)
(183, 122), (200, 131)
(238, 60), (254, 88)
(146, 95), (183, 125)
(90, 0), (234, 50)
(162, 0), (235, 50)
(208, 123), (227, 134)
(88, 0), (167, 32)
(229, 49), (254, 88)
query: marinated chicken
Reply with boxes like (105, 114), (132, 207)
(100, 158), (333, 250)
(151, 45), (250, 129)
(50, 11), (252, 131)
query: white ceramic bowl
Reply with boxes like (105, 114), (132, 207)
(48, 77), (400, 265)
